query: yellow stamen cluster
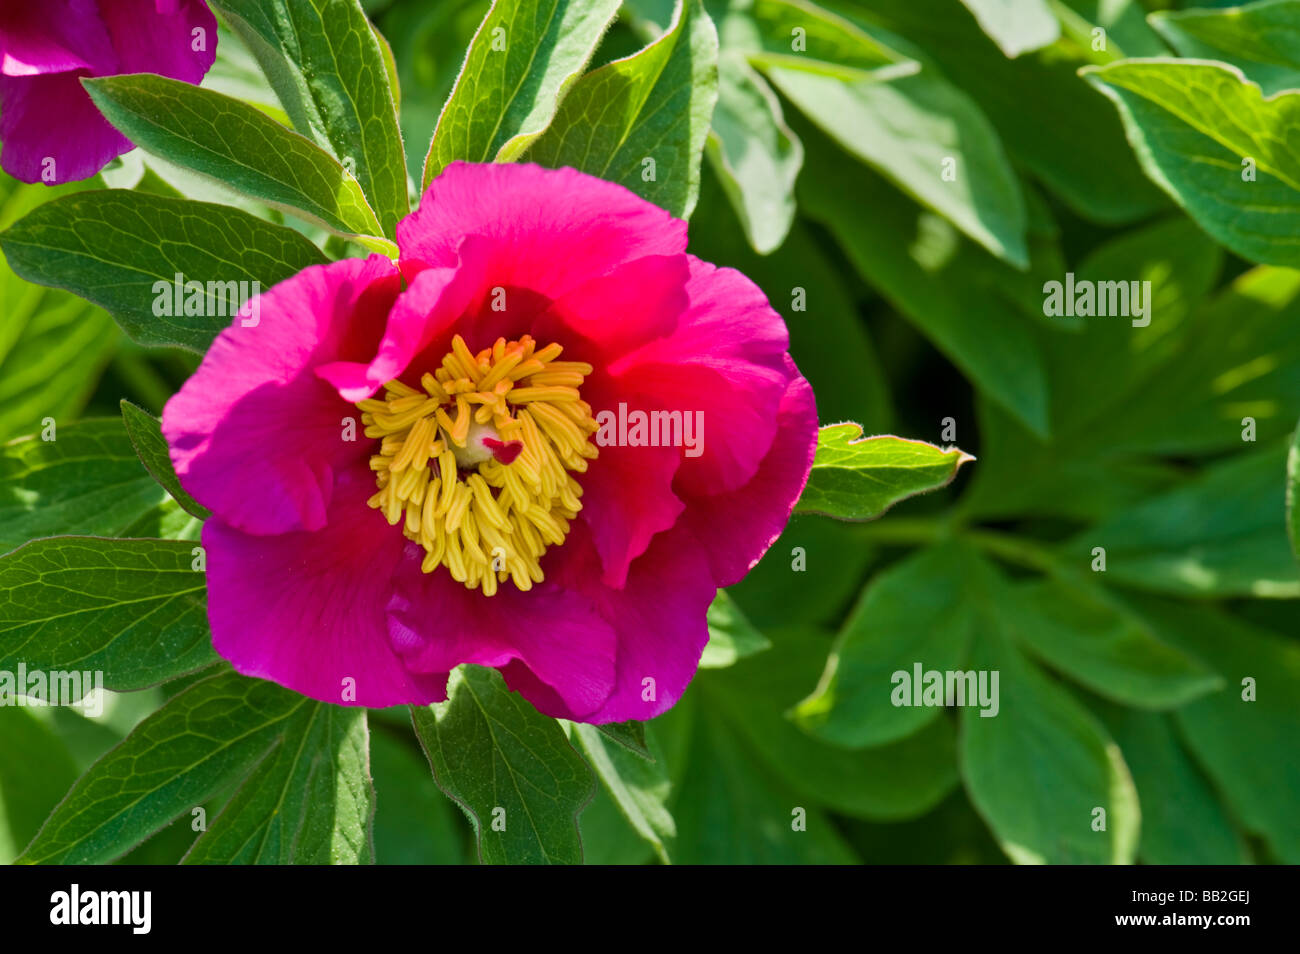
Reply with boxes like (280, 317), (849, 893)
(358, 334), (599, 595)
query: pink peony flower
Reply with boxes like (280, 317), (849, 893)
(0, 0), (216, 184)
(163, 162), (817, 722)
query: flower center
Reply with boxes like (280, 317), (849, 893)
(357, 334), (598, 596)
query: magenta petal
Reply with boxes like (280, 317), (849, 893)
(611, 257), (792, 496)
(677, 361), (818, 587)
(318, 237), (495, 403)
(164, 256), (401, 535)
(98, 0), (216, 83)
(398, 162), (688, 297)
(203, 471), (448, 708)
(575, 419), (684, 587)
(387, 547), (618, 719)
(0, 1), (116, 76)
(551, 523), (716, 723)
(0, 71), (131, 183)
(532, 254), (691, 360)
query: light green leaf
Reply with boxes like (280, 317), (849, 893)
(421, 0), (623, 188)
(0, 419), (180, 555)
(209, 0), (409, 235)
(958, 0), (1059, 57)
(794, 543), (979, 748)
(119, 402), (209, 521)
(721, 0), (905, 77)
(752, 1), (1028, 267)
(183, 706), (373, 864)
(1055, 0), (1167, 60)
(0, 190), (328, 352)
(17, 671), (311, 864)
(701, 589), (770, 668)
(527, 0), (718, 217)
(795, 424), (973, 521)
(1083, 58), (1300, 268)
(1149, 0), (1300, 96)
(573, 723), (674, 863)
(831, 0), (1166, 224)
(83, 74), (389, 247)
(0, 537), (216, 691)
(410, 665), (594, 864)
(1003, 578), (1221, 708)
(960, 627), (1140, 865)
(1068, 443), (1300, 598)
(705, 54), (801, 253)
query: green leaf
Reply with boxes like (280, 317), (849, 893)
(958, 0), (1058, 58)
(1094, 703), (1247, 865)
(795, 424), (973, 521)
(370, 728), (470, 865)
(209, 0), (409, 235)
(203, 24), (290, 124)
(754, 9), (1029, 266)
(0, 190), (328, 352)
(17, 671), (312, 864)
(83, 74), (388, 247)
(794, 543), (979, 748)
(1067, 443), (1300, 598)
(526, 0), (718, 217)
(594, 720), (651, 759)
(0, 175), (119, 443)
(960, 627), (1140, 865)
(0, 708), (79, 864)
(962, 399), (1180, 523)
(1149, 0), (1300, 96)
(961, 216), (1226, 522)
(1132, 597), (1300, 863)
(705, 55), (801, 253)
(1083, 58), (1300, 268)
(1003, 578), (1221, 708)
(1040, 216), (1223, 438)
(183, 706), (373, 864)
(1055, 0), (1167, 59)
(703, 628), (960, 820)
(0, 419), (180, 555)
(119, 401), (210, 521)
(795, 120), (1055, 437)
(717, 0), (904, 76)
(0, 537), (216, 692)
(409, 666), (594, 864)
(421, 0), (623, 189)
(834, 0), (1166, 224)
(573, 722), (674, 863)
(672, 703), (859, 863)
(0, 289), (117, 446)
(701, 589), (771, 668)
(1071, 264), (1300, 457)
